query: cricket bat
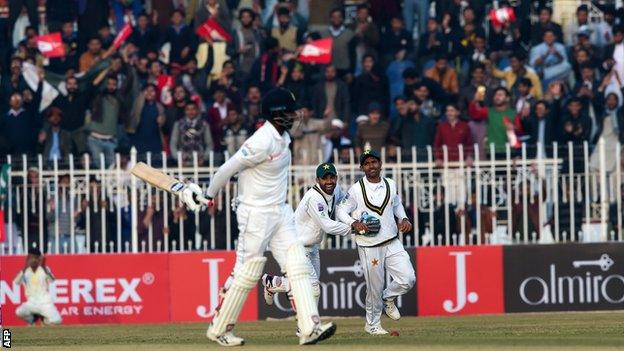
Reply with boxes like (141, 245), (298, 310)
(130, 162), (210, 204)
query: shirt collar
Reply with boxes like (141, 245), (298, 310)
(363, 176), (385, 190)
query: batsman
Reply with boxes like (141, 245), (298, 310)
(178, 88), (336, 346)
(336, 150), (415, 335)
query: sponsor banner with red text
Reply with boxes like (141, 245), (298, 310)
(1, 254), (170, 326)
(417, 245), (504, 316)
(168, 251), (257, 322)
(504, 243), (624, 312)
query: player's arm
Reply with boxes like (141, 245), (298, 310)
(336, 188), (368, 234)
(306, 198), (351, 236)
(13, 269), (25, 285)
(392, 186), (412, 232)
(180, 140), (267, 210)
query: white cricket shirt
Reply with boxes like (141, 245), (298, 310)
(295, 185), (351, 246)
(232, 122), (291, 207)
(13, 265), (55, 303)
(337, 177), (408, 247)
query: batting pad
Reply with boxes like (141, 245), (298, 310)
(286, 244), (320, 336)
(210, 257), (267, 336)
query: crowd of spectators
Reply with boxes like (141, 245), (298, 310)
(3, 1), (624, 250)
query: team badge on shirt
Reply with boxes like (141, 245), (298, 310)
(317, 203), (325, 212)
(371, 259), (379, 267)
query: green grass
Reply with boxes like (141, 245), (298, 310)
(9, 312), (624, 350)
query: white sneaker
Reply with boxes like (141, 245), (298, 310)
(206, 325), (245, 346)
(365, 324), (389, 335)
(261, 274), (275, 305)
(299, 322), (337, 345)
(384, 298), (401, 320)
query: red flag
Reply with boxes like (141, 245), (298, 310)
(298, 38), (332, 64)
(489, 7), (516, 29)
(0, 209), (5, 243)
(36, 32), (65, 58)
(113, 23), (133, 49)
(196, 19), (232, 42)
(157, 75), (174, 106)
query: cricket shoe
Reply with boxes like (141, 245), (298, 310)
(299, 322), (337, 345)
(384, 298), (401, 320)
(261, 274), (275, 305)
(206, 326), (245, 346)
(365, 324), (389, 335)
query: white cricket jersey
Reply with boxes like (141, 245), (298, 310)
(337, 177), (408, 247)
(13, 266), (55, 303)
(295, 185), (351, 246)
(232, 122), (291, 207)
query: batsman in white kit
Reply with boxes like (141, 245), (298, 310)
(261, 162), (355, 308)
(13, 248), (62, 325)
(178, 88), (336, 346)
(336, 150), (415, 335)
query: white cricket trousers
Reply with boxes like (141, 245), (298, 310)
(15, 299), (62, 325)
(233, 203), (299, 274)
(357, 238), (415, 327)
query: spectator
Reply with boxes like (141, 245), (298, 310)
(425, 53), (459, 96)
(354, 102), (390, 155)
(230, 8), (263, 78)
(352, 4), (380, 72)
(394, 98), (436, 158)
(97, 25), (115, 50)
(163, 10), (196, 65)
(459, 64), (490, 120)
(8, 0), (38, 32)
(529, 28), (572, 88)
(79, 37), (104, 73)
(206, 87), (234, 150)
(48, 21), (79, 74)
(311, 65), (351, 123)
(531, 7), (563, 45)
(130, 12), (160, 57)
(222, 109), (249, 157)
(1, 56), (28, 113)
(137, 192), (164, 252)
(170, 102), (214, 166)
(241, 84), (262, 126)
(489, 52), (543, 100)
(127, 84), (165, 156)
(565, 5), (590, 46)
(52, 75), (97, 156)
(290, 106), (328, 165)
(590, 92), (624, 173)
(194, 0), (232, 31)
(2, 80), (42, 156)
(380, 16), (411, 67)
(412, 83), (441, 120)
(165, 86), (189, 136)
(38, 107), (73, 164)
(560, 97), (591, 145)
(603, 26), (624, 85)
(418, 18), (447, 67)
(270, 7), (301, 53)
(46, 0), (77, 33)
(514, 78), (537, 115)
(352, 55), (389, 116)
(281, 63), (309, 108)
(521, 100), (558, 158)
(46, 175), (72, 252)
(322, 8), (356, 80)
(468, 87), (521, 154)
(249, 37), (281, 92)
(434, 103), (473, 162)
(86, 75), (127, 167)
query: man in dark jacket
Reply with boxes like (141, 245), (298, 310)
(38, 107), (73, 165)
(352, 55), (389, 116)
(311, 65), (351, 124)
(1, 81), (42, 156)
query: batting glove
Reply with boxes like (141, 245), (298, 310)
(179, 183), (212, 211)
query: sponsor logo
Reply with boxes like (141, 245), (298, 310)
(504, 244), (624, 312)
(195, 258), (226, 318)
(170, 182), (185, 193)
(417, 246), (503, 316)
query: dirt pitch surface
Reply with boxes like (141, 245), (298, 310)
(10, 311), (624, 351)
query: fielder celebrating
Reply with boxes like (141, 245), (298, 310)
(336, 150), (415, 335)
(178, 88), (336, 346)
(262, 162), (356, 308)
(13, 248), (62, 326)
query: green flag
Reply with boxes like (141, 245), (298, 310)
(0, 164), (9, 203)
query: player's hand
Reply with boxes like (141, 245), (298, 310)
(351, 221), (368, 235)
(179, 183), (211, 211)
(398, 218), (412, 233)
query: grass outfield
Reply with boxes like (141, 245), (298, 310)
(10, 312), (624, 351)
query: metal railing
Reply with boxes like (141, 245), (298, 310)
(2, 140), (623, 255)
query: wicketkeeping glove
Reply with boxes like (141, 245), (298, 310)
(358, 212), (381, 236)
